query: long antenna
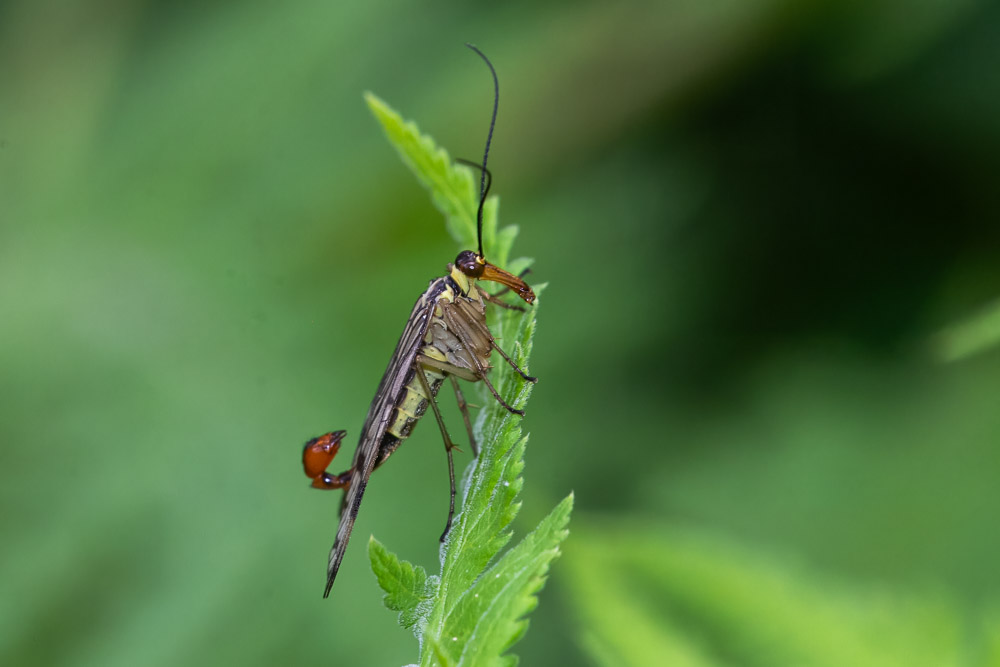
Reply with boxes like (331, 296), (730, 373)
(465, 43), (498, 258)
(455, 158), (492, 201)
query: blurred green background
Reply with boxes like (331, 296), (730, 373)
(3, 0), (1000, 665)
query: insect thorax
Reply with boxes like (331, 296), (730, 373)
(384, 271), (491, 451)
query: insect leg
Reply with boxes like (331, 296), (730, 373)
(450, 375), (478, 457)
(445, 302), (537, 386)
(479, 373), (525, 416)
(417, 354), (478, 381)
(489, 341), (536, 383)
(414, 366), (458, 542)
(419, 353), (525, 417)
(481, 290), (525, 312)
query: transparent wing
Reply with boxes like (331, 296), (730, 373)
(323, 279), (446, 597)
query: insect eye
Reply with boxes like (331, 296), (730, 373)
(455, 250), (484, 278)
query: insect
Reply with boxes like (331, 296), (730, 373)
(301, 44), (537, 598)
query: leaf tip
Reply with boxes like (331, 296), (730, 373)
(364, 91), (398, 128)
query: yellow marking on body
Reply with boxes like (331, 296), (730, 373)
(387, 279), (472, 439)
(388, 364), (445, 438)
(449, 266), (479, 299)
(389, 382), (424, 438)
(421, 346), (447, 363)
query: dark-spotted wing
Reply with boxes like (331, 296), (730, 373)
(323, 277), (449, 597)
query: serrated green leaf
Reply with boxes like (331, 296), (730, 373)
(366, 92), (502, 256)
(433, 494), (574, 667)
(363, 93), (570, 667)
(369, 536), (432, 633)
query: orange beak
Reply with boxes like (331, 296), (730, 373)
(481, 262), (535, 304)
